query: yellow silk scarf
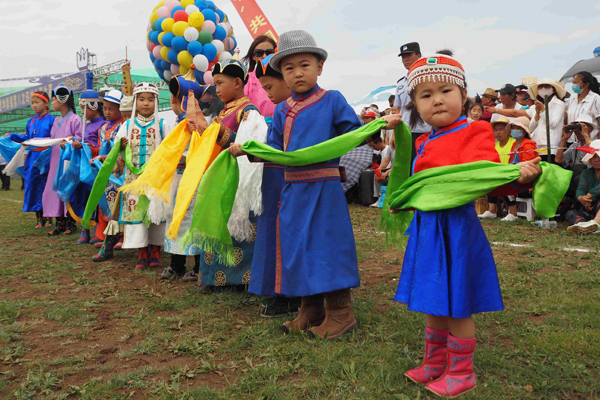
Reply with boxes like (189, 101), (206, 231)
(119, 120), (221, 239)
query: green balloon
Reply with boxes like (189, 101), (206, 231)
(198, 30), (213, 45)
(152, 20), (157, 31)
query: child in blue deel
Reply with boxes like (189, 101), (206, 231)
(229, 30), (402, 339)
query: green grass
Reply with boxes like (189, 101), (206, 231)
(1, 188), (599, 399)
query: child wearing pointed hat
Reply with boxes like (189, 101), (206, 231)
(160, 67), (211, 281)
(248, 54), (302, 317)
(194, 58), (262, 289)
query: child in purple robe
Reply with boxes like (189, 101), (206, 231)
(44, 86), (82, 236)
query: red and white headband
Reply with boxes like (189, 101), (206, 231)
(407, 54), (466, 93)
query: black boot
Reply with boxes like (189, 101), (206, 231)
(92, 235), (120, 262)
(48, 218), (66, 236)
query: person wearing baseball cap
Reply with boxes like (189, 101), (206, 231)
(362, 110), (377, 124)
(488, 84), (529, 123)
(392, 41), (431, 160)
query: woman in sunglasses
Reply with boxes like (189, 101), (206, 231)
(241, 35), (278, 117)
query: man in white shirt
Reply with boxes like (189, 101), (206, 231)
(490, 84), (524, 123)
(392, 42), (431, 160)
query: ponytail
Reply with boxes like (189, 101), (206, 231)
(576, 71), (600, 95)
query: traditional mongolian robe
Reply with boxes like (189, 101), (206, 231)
(248, 119), (285, 297)
(197, 97), (259, 287)
(94, 117), (126, 240)
(42, 111), (82, 218)
(66, 117), (106, 222)
(115, 115), (167, 249)
(395, 117), (526, 318)
(267, 85), (362, 297)
(9, 112), (55, 212)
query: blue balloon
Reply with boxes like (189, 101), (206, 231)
(172, 36), (189, 52)
(162, 32), (175, 48)
(213, 25), (226, 41)
(206, 1), (216, 10)
(215, 10), (224, 22)
(157, 70), (165, 80)
(161, 60), (170, 70)
(201, 43), (217, 61)
(150, 31), (160, 45)
(202, 9), (217, 23)
(195, 0), (207, 9)
(156, 17), (166, 33)
(168, 49), (180, 65)
(188, 41), (203, 56)
(153, 58), (162, 70)
(171, 6), (185, 17)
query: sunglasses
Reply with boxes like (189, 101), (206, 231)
(253, 49), (275, 58)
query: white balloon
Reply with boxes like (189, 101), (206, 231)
(218, 52), (232, 61)
(185, 5), (199, 14)
(164, 70), (174, 81)
(193, 54), (209, 72)
(211, 39), (225, 55)
(184, 27), (199, 42)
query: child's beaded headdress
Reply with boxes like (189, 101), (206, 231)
(407, 54), (466, 94)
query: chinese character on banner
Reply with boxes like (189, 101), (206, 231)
(231, 0), (278, 42)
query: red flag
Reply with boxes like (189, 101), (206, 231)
(230, 0), (279, 43)
(575, 146), (599, 155)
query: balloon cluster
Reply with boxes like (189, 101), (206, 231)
(147, 0), (237, 86)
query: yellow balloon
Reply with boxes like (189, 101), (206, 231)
(161, 46), (171, 62)
(157, 0), (165, 6)
(158, 32), (166, 46)
(178, 51), (194, 69)
(172, 21), (189, 37)
(162, 18), (174, 33)
(150, 11), (159, 23)
(181, 0), (194, 7)
(188, 11), (205, 28)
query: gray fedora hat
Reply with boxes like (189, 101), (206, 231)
(270, 30), (328, 73)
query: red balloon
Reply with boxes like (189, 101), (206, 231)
(174, 10), (188, 22)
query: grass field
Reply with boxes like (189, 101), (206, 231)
(1, 188), (599, 399)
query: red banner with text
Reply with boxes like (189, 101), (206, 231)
(231, 0), (279, 43)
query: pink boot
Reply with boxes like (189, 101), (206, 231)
(426, 335), (477, 398)
(405, 327), (449, 384)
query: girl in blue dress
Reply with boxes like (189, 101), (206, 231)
(390, 51), (542, 398)
(8, 91), (55, 228)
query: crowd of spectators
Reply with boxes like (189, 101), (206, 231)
(340, 41), (600, 234)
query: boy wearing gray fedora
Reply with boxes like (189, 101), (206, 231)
(245, 30), (363, 339)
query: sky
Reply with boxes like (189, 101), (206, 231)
(1, 0), (599, 104)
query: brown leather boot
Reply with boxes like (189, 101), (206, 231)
(281, 294), (325, 334)
(309, 289), (357, 340)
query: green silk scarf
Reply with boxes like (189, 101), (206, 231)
(183, 119), (390, 266)
(387, 160), (572, 219)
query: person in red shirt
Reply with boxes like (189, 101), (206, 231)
(507, 117), (538, 164)
(390, 50), (541, 397)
